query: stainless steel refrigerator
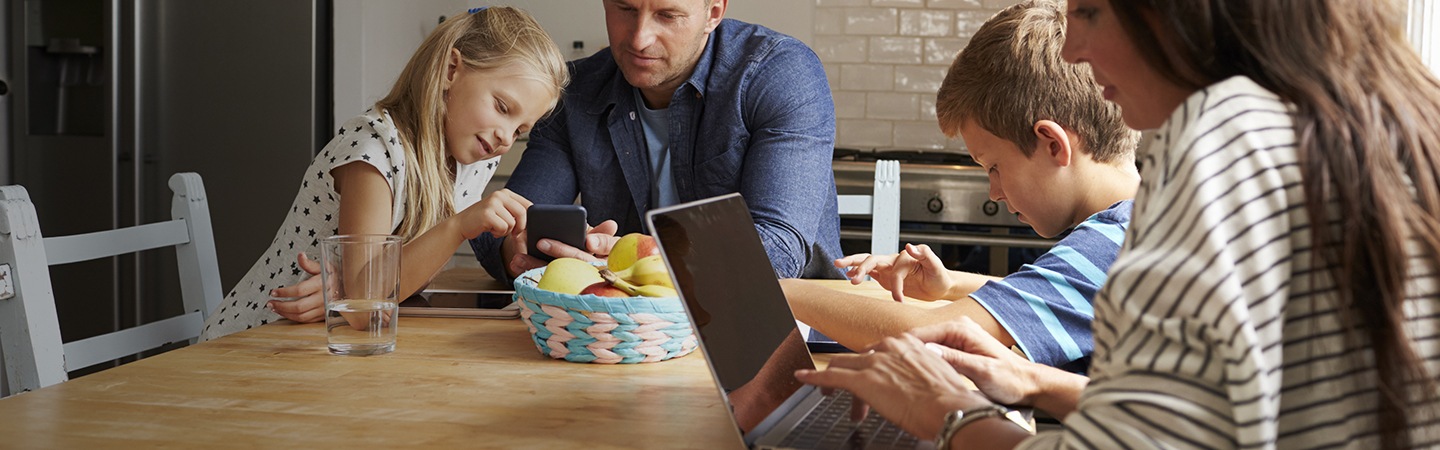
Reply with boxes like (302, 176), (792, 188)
(3, 0), (331, 378)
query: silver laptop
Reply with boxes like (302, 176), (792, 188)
(646, 193), (933, 450)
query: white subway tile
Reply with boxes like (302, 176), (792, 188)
(983, 0), (1022, 8)
(867, 92), (920, 120)
(815, 36), (869, 63)
(838, 119), (895, 148)
(817, 0), (869, 6)
(955, 10), (996, 40)
(924, 38), (967, 65)
(844, 8), (899, 35)
(920, 96), (939, 120)
(928, 0), (984, 8)
(873, 0), (924, 7)
(840, 64), (895, 90)
(815, 8), (845, 35)
(893, 121), (949, 150)
(900, 10), (953, 36)
(869, 37), (923, 64)
(895, 65), (947, 93)
(833, 91), (868, 119)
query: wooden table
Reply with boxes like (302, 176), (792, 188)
(0, 280), (918, 448)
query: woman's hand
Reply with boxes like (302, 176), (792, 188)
(911, 317), (1086, 417)
(267, 252), (328, 323)
(794, 333), (993, 439)
(834, 243), (957, 302)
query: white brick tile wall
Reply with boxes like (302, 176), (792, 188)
(874, 0), (925, 6)
(840, 64), (895, 90)
(834, 92), (868, 119)
(815, 36), (869, 63)
(838, 119), (895, 147)
(900, 10), (953, 37)
(923, 38), (966, 65)
(869, 37), (923, 64)
(895, 65), (946, 93)
(818, 0), (1022, 151)
(928, 0), (983, 8)
(893, 120), (949, 149)
(844, 8), (899, 35)
(867, 92), (920, 120)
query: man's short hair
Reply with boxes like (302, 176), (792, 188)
(936, 0), (1137, 163)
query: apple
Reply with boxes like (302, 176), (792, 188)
(607, 233), (660, 272)
(536, 257), (604, 295)
(578, 281), (630, 298)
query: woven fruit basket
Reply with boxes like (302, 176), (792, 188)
(513, 266), (697, 364)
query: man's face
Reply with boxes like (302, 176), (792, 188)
(604, 0), (722, 104)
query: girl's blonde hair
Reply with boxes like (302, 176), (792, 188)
(375, 6), (568, 242)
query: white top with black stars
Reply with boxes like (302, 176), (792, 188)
(199, 109), (498, 340)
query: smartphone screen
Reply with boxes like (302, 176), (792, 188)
(526, 204), (588, 262)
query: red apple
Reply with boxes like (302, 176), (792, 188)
(578, 281), (630, 298)
(608, 233), (661, 272)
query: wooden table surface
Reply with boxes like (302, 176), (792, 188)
(0, 278), (908, 448)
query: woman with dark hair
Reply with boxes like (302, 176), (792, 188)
(794, 1), (1440, 448)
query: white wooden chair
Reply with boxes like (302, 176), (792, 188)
(0, 172), (223, 395)
(837, 159), (901, 255)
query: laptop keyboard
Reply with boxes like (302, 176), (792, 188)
(777, 391), (922, 449)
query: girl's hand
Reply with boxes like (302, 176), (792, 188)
(268, 253), (328, 323)
(458, 189), (531, 240)
(833, 243), (956, 302)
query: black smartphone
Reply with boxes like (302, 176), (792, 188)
(526, 204), (588, 262)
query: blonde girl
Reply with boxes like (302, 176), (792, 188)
(201, 6), (568, 339)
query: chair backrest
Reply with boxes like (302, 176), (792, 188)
(0, 172), (223, 395)
(837, 159), (901, 256)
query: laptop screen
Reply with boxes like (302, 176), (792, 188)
(647, 193), (814, 430)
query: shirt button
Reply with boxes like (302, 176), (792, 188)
(694, 92), (701, 99)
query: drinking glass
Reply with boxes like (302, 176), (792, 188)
(320, 234), (402, 356)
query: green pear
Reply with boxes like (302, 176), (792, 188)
(536, 257), (603, 295)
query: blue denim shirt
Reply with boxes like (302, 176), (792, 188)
(471, 19), (843, 282)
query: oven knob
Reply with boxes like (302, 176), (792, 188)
(926, 196), (944, 213)
(983, 200), (1000, 216)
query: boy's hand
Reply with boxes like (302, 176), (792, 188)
(833, 243), (956, 302)
(458, 189), (531, 240)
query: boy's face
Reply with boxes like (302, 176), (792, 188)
(957, 121), (1075, 238)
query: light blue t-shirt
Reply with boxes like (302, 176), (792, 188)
(634, 89), (679, 208)
(969, 200), (1133, 374)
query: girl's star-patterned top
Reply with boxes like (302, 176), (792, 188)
(200, 109), (499, 340)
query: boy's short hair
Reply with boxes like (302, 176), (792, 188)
(937, 0), (1137, 163)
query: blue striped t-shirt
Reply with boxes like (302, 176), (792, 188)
(969, 200), (1131, 374)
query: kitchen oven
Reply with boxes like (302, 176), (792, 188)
(833, 148), (1056, 276)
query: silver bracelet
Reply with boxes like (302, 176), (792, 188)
(936, 404), (1009, 450)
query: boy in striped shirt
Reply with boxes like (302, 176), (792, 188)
(781, 0), (1137, 374)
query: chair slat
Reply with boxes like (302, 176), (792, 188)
(44, 220), (190, 265)
(62, 312), (206, 372)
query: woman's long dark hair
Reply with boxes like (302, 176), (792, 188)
(1110, 1), (1440, 448)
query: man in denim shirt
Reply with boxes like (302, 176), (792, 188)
(472, 0), (843, 282)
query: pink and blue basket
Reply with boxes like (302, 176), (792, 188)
(513, 266), (697, 364)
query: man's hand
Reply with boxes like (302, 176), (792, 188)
(506, 219), (620, 277)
